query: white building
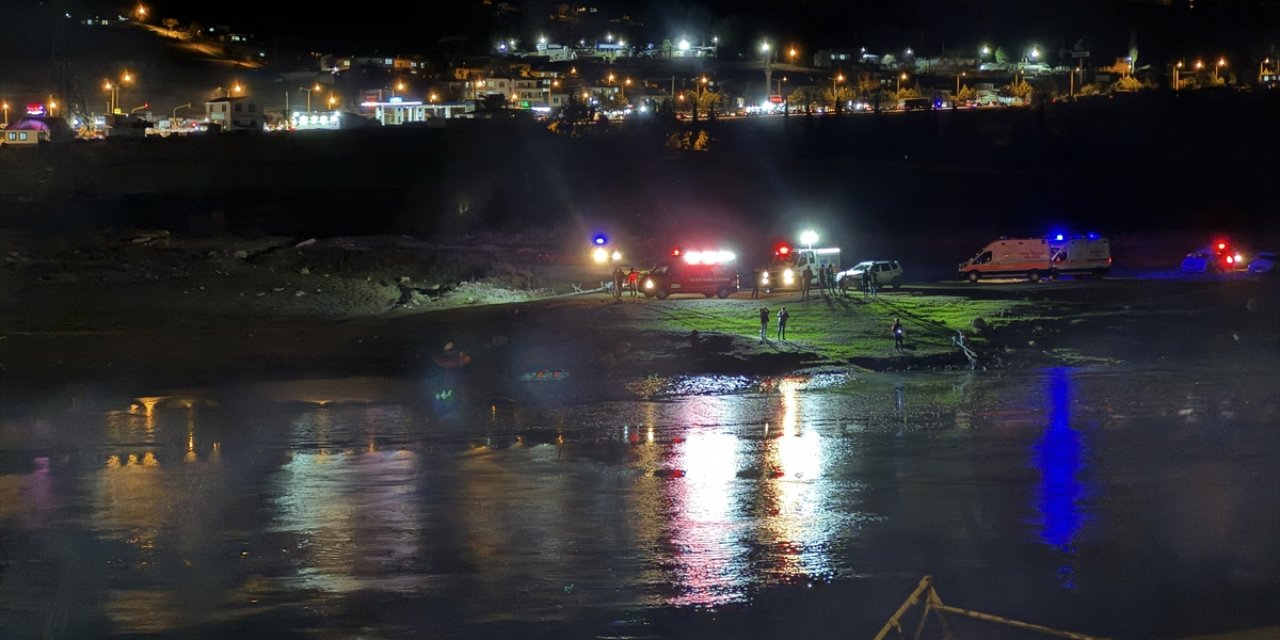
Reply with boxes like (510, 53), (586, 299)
(204, 97), (264, 132)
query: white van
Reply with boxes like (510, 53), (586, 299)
(960, 238), (1051, 282)
(1049, 236), (1111, 278)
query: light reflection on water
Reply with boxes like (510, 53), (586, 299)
(0, 367), (1276, 638)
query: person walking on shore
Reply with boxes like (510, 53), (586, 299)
(891, 317), (904, 352)
(758, 305), (770, 341)
(777, 306), (790, 341)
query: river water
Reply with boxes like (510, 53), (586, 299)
(1, 365), (1277, 640)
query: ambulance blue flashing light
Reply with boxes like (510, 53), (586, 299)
(592, 234), (608, 246)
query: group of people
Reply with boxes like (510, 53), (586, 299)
(759, 305), (790, 341)
(799, 263), (841, 301)
(611, 266), (640, 300)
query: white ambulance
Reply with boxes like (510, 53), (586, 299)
(960, 235), (1112, 282)
(959, 238), (1052, 282)
(1048, 235), (1112, 279)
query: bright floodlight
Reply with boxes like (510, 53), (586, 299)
(800, 230), (819, 247)
(679, 39), (690, 51)
(592, 247), (609, 263)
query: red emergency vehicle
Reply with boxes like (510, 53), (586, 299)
(641, 248), (740, 299)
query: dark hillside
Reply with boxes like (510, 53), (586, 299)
(2, 92), (1276, 275)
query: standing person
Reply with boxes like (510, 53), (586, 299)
(758, 305), (770, 341)
(861, 269), (871, 299)
(612, 266), (625, 301)
(891, 317), (904, 352)
(777, 306), (790, 340)
(750, 267), (761, 299)
(627, 267), (639, 297)
(869, 270), (879, 299)
(828, 264), (838, 294)
(801, 265), (813, 301)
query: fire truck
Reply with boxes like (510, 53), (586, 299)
(641, 248), (740, 299)
(759, 243), (842, 292)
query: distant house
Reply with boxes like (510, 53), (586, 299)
(1, 129), (41, 148)
(204, 97), (264, 132)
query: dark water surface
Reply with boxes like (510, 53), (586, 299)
(1, 366), (1277, 639)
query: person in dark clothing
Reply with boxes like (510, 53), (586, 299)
(891, 317), (904, 352)
(801, 265), (813, 301)
(751, 268), (761, 299)
(777, 306), (790, 340)
(612, 267), (625, 300)
(758, 305), (770, 341)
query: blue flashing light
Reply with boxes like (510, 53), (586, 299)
(1087, 232), (1098, 240)
(592, 234), (608, 246)
(1055, 234), (1065, 242)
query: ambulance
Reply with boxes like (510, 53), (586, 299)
(1048, 234), (1112, 279)
(960, 235), (1112, 282)
(959, 237), (1052, 282)
(641, 248), (740, 299)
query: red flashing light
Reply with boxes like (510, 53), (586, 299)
(672, 248), (682, 256)
(1217, 242), (1227, 251)
(775, 243), (791, 256)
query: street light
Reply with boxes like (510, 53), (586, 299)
(956, 70), (966, 96)
(105, 70), (134, 114)
(897, 72), (908, 93)
(1213, 56), (1226, 82)
(800, 230), (818, 251)
(761, 41), (774, 103)
(171, 102), (191, 118)
(1173, 60), (1183, 91)
(393, 80), (406, 97)
(788, 46), (797, 65)
(832, 72), (844, 111)
(134, 3), (147, 20)
(328, 94), (338, 109)
(299, 84), (320, 112)
(104, 80), (116, 113)
(1262, 58), (1272, 82)
(1, 101), (8, 127)
(980, 44), (991, 58)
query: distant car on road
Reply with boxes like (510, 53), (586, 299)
(837, 260), (903, 291)
(1248, 251), (1277, 274)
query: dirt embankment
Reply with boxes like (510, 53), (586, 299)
(1, 229), (1277, 403)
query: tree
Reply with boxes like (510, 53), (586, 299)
(994, 47), (1009, 64)
(1005, 78), (1033, 101)
(895, 86), (922, 101)
(1113, 75), (1144, 92)
(828, 86), (855, 109)
(955, 85), (977, 104)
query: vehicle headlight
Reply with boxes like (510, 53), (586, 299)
(783, 269), (794, 285)
(760, 272), (769, 284)
(644, 279), (654, 289)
